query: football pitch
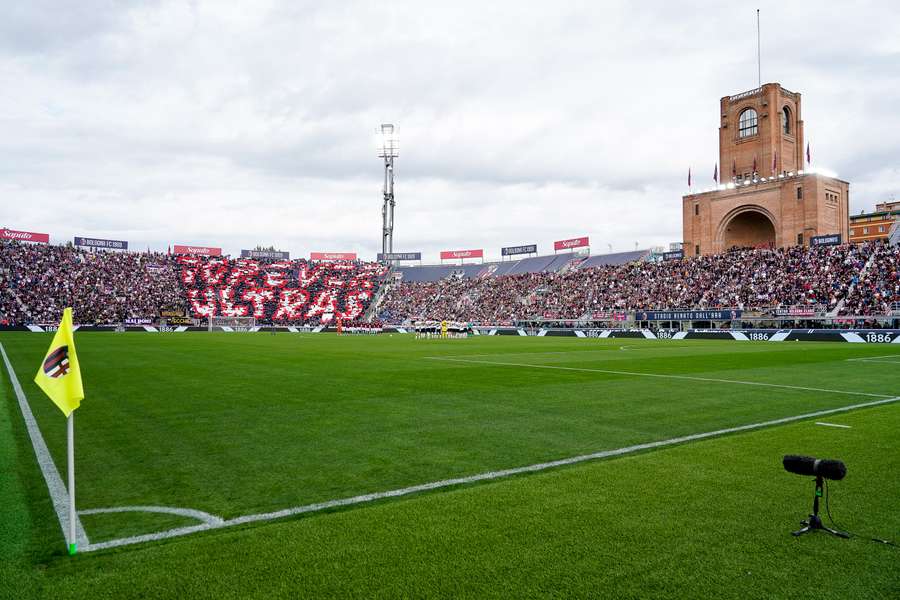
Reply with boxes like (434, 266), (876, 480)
(2, 332), (899, 598)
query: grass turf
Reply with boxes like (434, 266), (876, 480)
(1, 332), (899, 598)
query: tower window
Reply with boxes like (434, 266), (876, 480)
(796, 187), (803, 200)
(781, 106), (791, 134)
(738, 108), (758, 138)
(694, 204), (699, 216)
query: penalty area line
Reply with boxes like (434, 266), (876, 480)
(82, 394), (900, 553)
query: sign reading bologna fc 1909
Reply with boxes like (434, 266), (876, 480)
(663, 250), (685, 260)
(75, 236), (128, 250)
(553, 236), (589, 251)
(1, 228), (50, 243)
(810, 234), (842, 247)
(377, 252), (422, 261)
(241, 249), (290, 260)
(501, 244), (537, 256)
(440, 249), (484, 260)
(173, 245), (222, 256)
(310, 252), (357, 261)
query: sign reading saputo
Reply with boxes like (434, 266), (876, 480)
(553, 236), (589, 251)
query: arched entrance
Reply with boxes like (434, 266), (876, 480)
(719, 207), (776, 250)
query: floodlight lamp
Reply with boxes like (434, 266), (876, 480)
(377, 123), (399, 158)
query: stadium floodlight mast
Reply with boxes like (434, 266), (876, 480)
(377, 124), (399, 261)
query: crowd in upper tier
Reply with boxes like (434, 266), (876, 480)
(1, 239), (898, 326)
(377, 242), (900, 323)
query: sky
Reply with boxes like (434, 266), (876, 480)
(2, 0), (899, 261)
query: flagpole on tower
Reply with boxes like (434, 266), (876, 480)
(67, 413), (76, 555)
(757, 9), (761, 89)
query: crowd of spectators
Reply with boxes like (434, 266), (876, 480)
(2, 239), (897, 327)
(0, 240), (184, 325)
(840, 242), (900, 315)
(378, 242), (900, 324)
(175, 255), (388, 325)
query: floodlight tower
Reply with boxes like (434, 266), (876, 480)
(377, 124), (399, 259)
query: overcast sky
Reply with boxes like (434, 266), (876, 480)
(2, 0), (899, 260)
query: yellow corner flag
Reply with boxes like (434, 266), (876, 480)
(34, 307), (84, 417)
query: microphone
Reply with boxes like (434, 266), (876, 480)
(783, 455), (847, 481)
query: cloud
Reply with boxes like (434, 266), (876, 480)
(1, 0), (898, 260)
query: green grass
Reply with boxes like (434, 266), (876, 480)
(2, 333), (899, 598)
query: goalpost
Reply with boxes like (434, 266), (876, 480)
(209, 316), (257, 331)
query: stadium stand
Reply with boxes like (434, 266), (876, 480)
(2, 239), (898, 326)
(0, 240), (183, 325)
(378, 242), (900, 323)
(577, 249), (651, 268)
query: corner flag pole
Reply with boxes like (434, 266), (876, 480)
(68, 412), (76, 555)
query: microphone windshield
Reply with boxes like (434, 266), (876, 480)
(783, 455), (846, 480)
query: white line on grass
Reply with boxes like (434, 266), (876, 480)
(845, 355), (900, 365)
(0, 342), (90, 548)
(79, 505), (224, 526)
(815, 422), (852, 429)
(424, 356), (893, 399)
(82, 395), (900, 553)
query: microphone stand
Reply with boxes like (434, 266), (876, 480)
(792, 476), (849, 538)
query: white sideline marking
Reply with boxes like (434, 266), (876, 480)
(80, 505), (224, 526)
(424, 356), (892, 399)
(846, 354), (900, 364)
(0, 342), (90, 548)
(815, 422), (852, 429)
(82, 395), (900, 553)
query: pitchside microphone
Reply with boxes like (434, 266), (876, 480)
(783, 454), (850, 538)
(783, 455), (847, 481)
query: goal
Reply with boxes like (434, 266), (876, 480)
(209, 316), (257, 331)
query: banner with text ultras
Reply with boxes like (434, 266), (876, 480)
(74, 236), (128, 250)
(501, 244), (537, 256)
(173, 245), (222, 256)
(310, 252), (357, 261)
(440, 249), (484, 260)
(241, 249), (290, 259)
(1, 228), (50, 243)
(810, 234), (842, 247)
(553, 236), (589, 251)
(377, 252), (422, 261)
(637, 309), (743, 321)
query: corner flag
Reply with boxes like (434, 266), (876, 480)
(34, 308), (83, 417)
(33, 307), (84, 555)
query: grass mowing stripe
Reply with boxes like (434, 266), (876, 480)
(0, 341), (90, 548)
(82, 394), (900, 553)
(425, 356), (894, 398)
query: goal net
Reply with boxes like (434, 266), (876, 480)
(209, 316), (257, 331)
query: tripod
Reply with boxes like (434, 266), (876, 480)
(791, 476), (849, 538)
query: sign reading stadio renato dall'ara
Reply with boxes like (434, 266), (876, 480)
(74, 236), (128, 250)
